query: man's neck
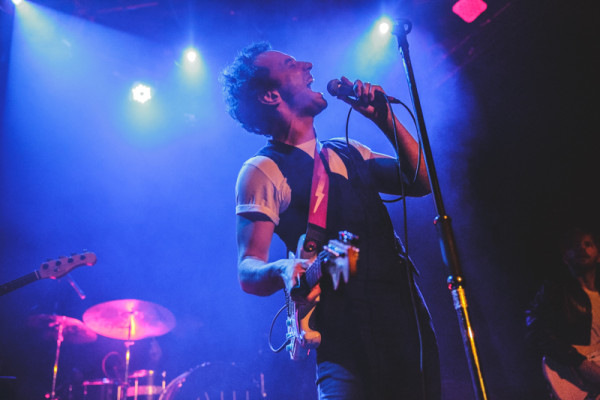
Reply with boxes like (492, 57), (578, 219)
(577, 268), (597, 292)
(272, 115), (316, 146)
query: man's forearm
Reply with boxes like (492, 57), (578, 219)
(238, 256), (287, 296)
(378, 114), (430, 195)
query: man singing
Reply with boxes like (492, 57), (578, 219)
(221, 42), (441, 399)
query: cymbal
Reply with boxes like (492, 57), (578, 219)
(83, 299), (176, 341)
(28, 314), (98, 344)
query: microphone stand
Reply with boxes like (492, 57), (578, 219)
(392, 19), (488, 400)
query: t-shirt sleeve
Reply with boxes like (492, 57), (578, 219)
(336, 138), (407, 194)
(235, 157), (289, 225)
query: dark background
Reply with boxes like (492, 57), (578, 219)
(0, 0), (597, 399)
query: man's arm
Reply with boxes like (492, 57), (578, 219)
(337, 76), (430, 197)
(237, 214), (320, 300)
(525, 282), (587, 367)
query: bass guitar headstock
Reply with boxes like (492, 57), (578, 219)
(38, 252), (97, 280)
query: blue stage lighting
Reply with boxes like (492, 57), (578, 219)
(376, 16), (394, 36)
(177, 47), (206, 84)
(132, 83), (152, 104)
(185, 48), (198, 63)
(379, 21), (391, 35)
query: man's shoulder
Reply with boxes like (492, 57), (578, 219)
(242, 154), (276, 169)
(238, 154), (284, 188)
(325, 137), (374, 161)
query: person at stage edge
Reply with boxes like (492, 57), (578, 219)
(526, 227), (600, 395)
(221, 42), (441, 400)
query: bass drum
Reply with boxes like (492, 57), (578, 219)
(159, 362), (263, 400)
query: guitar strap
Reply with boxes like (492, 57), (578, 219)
(303, 141), (330, 253)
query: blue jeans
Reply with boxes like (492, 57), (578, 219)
(316, 361), (365, 400)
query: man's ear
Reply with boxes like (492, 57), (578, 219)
(258, 89), (281, 106)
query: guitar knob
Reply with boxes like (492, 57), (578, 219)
(338, 231), (359, 245)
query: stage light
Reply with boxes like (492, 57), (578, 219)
(12, 0), (24, 5)
(378, 21), (391, 35)
(376, 16), (393, 36)
(185, 48), (198, 63)
(131, 83), (152, 104)
(177, 46), (206, 84)
(348, 14), (396, 77)
(452, 0), (488, 23)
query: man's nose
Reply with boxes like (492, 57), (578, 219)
(575, 245), (588, 255)
(302, 61), (312, 70)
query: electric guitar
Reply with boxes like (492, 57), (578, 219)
(543, 352), (600, 400)
(0, 252), (97, 296)
(285, 231), (359, 361)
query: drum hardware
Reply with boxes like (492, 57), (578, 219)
(82, 378), (123, 400)
(158, 362), (264, 400)
(127, 370), (166, 400)
(83, 299), (176, 395)
(28, 314), (97, 400)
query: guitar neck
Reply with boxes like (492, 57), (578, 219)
(304, 256), (324, 289)
(0, 271), (40, 297)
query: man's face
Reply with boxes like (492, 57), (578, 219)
(563, 233), (600, 271)
(254, 50), (327, 116)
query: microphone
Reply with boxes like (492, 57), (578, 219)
(327, 79), (401, 104)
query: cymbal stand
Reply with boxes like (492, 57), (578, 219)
(120, 313), (135, 400)
(50, 317), (65, 400)
(124, 313), (136, 382)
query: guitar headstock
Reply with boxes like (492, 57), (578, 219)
(324, 231), (359, 290)
(38, 252), (97, 280)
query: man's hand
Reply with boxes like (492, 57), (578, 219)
(282, 258), (321, 304)
(578, 359), (600, 386)
(336, 76), (392, 128)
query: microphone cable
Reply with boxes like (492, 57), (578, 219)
(343, 92), (428, 400)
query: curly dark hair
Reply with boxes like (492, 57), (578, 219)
(560, 225), (600, 254)
(220, 42), (279, 136)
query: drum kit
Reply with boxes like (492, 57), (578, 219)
(28, 299), (176, 400)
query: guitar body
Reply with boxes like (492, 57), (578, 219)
(543, 353), (600, 400)
(285, 232), (359, 361)
(285, 283), (321, 361)
(285, 240), (321, 361)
